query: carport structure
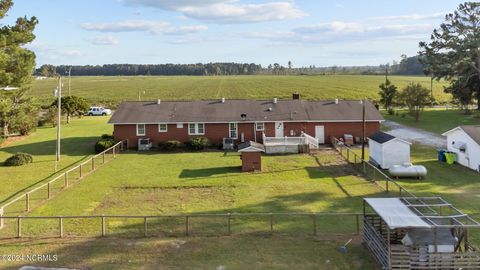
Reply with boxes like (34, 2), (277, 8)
(363, 197), (480, 269)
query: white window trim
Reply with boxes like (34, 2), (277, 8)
(158, 123), (168, 133)
(255, 122), (265, 131)
(136, 124), (146, 136)
(229, 122), (238, 139)
(188, 123), (205, 135)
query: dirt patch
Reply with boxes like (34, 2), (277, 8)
(0, 134), (31, 148)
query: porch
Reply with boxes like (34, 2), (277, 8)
(262, 132), (319, 154)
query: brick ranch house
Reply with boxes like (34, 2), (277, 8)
(108, 95), (384, 149)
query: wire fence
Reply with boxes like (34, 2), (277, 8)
(0, 140), (126, 229)
(0, 212), (363, 239)
(330, 137), (416, 198)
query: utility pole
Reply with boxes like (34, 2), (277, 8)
(361, 99), (366, 161)
(385, 65), (389, 84)
(55, 76), (62, 170)
(430, 75), (434, 99)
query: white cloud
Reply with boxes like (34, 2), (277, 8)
(123, 0), (306, 23)
(81, 20), (208, 35)
(88, 35), (120, 45)
(371, 12), (446, 21)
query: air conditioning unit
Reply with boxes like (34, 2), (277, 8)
(138, 138), (152, 151)
(223, 138), (235, 150)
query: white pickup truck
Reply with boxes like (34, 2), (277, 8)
(87, 107), (112, 116)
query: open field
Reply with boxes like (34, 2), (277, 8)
(0, 116), (111, 203)
(28, 75), (450, 106)
(384, 109), (480, 135)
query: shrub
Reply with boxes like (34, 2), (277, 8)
(387, 108), (395, 115)
(400, 113), (407, 118)
(185, 137), (210, 150)
(101, 134), (115, 140)
(4, 152), (33, 166)
(94, 138), (116, 153)
(158, 140), (182, 151)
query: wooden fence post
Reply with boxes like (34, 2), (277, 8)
(269, 213), (273, 234)
(0, 208), (3, 229)
(101, 215), (106, 237)
(65, 172), (69, 188)
(92, 158), (95, 171)
(113, 147), (116, 158)
(144, 217), (148, 237)
(399, 187), (402, 197)
(47, 182), (51, 199)
(79, 164), (83, 178)
(346, 149), (350, 163)
(386, 179), (389, 193)
(59, 217), (63, 238)
(312, 214), (317, 236)
(25, 193), (30, 212)
(17, 216), (22, 238)
(103, 152), (105, 164)
(227, 213), (231, 235)
(185, 216), (189, 236)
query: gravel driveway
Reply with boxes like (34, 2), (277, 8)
(383, 120), (447, 148)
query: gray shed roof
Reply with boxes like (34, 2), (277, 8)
(238, 141), (265, 152)
(460, 125), (480, 145)
(109, 99), (384, 124)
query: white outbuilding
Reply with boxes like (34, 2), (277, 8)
(368, 131), (412, 169)
(442, 125), (480, 172)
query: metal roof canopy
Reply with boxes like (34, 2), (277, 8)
(364, 197), (480, 229)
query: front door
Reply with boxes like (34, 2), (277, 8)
(275, 122), (284, 137)
(315, 125), (325, 144)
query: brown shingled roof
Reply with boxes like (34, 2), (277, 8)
(108, 99), (384, 124)
(460, 125), (480, 145)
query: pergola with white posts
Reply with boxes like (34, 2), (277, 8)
(363, 197), (480, 269)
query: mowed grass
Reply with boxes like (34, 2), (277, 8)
(0, 147), (384, 269)
(0, 116), (111, 203)
(28, 75), (450, 106)
(0, 236), (375, 270)
(384, 109), (480, 134)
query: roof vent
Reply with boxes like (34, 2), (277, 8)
(221, 97), (225, 103)
(268, 107), (273, 111)
(157, 99), (161, 105)
(334, 98), (339, 104)
(273, 97), (278, 104)
(292, 92), (300, 100)
(241, 113), (247, 121)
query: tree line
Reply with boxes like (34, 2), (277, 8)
(35, 63), (263, 77)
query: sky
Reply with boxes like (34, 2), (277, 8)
(3, 0), (467, 67)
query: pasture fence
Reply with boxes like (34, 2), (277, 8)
(0, 212), (362, 239)
(0, 140), (126, 229)
(330, 137), (416, 198)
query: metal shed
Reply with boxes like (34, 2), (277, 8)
(363, 197), (480, 269)
(368, 132), (411, 169)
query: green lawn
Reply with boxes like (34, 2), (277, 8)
(384, 109), (480, 134)
(0, 116), (111, 203)
(28, 75), (450, 106)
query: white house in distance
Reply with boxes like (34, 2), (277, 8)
(442, 125), (480, 172)
(368, 131), (412, 169)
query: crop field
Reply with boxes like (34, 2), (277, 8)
(28, 75), (450, 106)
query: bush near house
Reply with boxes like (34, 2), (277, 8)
(185, 137), (210, 150)
(94, 135), (117, 153)
(158, 140), (182, 151)
(4, 152), (33, 166)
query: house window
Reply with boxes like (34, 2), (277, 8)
(188, 123), (205, 135)
(229, 123), (238, 139)
(255, 122), (264, 131)
(136, 124), (145, 136)
(177, 123), (184, 128)
(158, 123), (168, 133)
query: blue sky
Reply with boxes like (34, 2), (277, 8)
(4, 0), (466, 67)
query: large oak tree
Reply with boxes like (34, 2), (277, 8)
(419, 2), (480, 110)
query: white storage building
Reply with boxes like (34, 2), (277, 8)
(442, 125), (480, 172)
(368, 131), (411, 169)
